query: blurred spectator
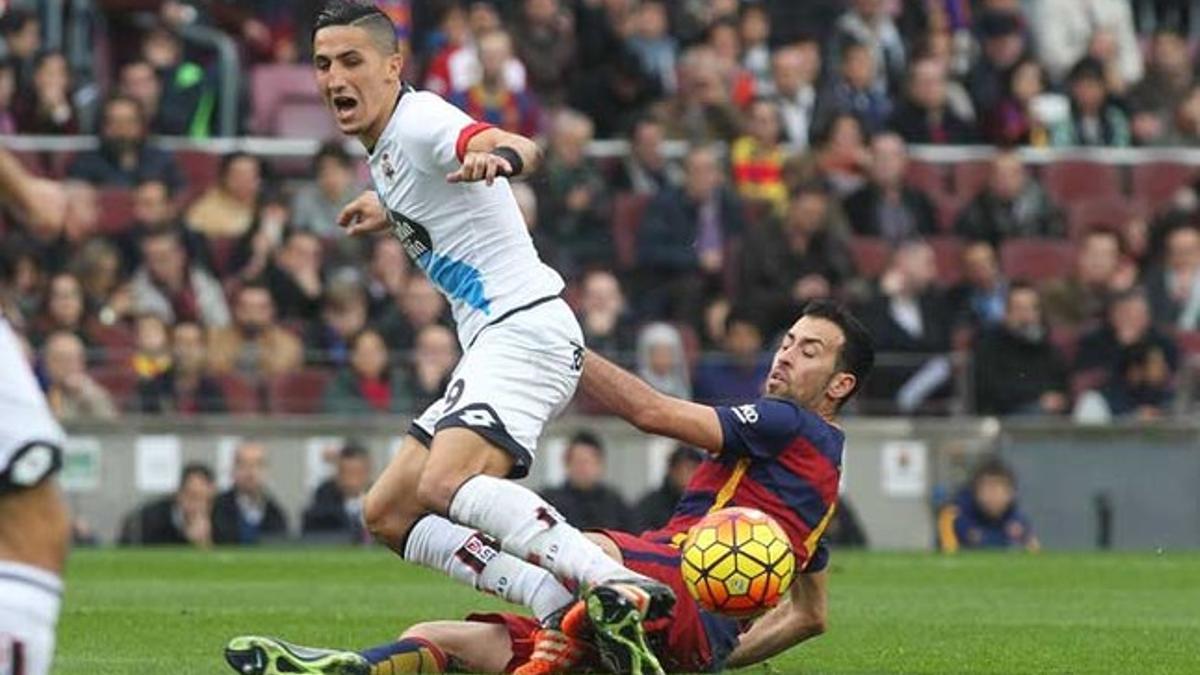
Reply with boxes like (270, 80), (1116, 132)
(966, 10), (1029, 116)
(946, 241), (1009, 330)
(207, 283), (302, 377)
(0, 58), (16, 134)
(626, 0), (677, 94)
(67, 95), (183, 190)
(118, 463), (215, 547)
(660, 46), (740, 143)
(825, 497), (868, 548)
(212, 441), (289, 545)
(422, 3), (472, 96)
(843, 132), (937, 242)
(819, 40), (892, 134)
(69, 238), (131, 328)
(1048, 58), (1131, 147)
(1041, 229), (1134, 329)
(981, 58), (1050, 146)
(511, 0), (576, 106)
(3, 245), (45, 325)
(130, 230), (230, 328)
(576, 270), (635, 360)
(974, 284), (1069, 416)
(1075, 288), (1178, 376)
(937, 457), (1038, 552)
(739, 4), (771, 93)
(705, 18), (756, 109)
(264, 230), (324, 323)
(742, 181), (854, 337)
(888, 55), (976, 144)
(364, 237), (409, 320)
(14, 50), (78, 135)
(1128, 30), (1193, 132)
(117, 56), (208, 138)
(634, 446), (704, 531)
(130, 312), (172, 382)
(426, 3), (525, 99)
(638, 146), (744, 321)
(636, 322), (691, 400)
(1168, 86), (1200, 146)
(693, 312), (770, 406)
(832, 0), (906, 94)
(28, 273), (91, 350)
(0, 9), (39, 86)
(449, 30), (541, 138)
(291, 141), (362, 238)
(954, 150), (1063, 245)
(394, 324), (459, 414)
(730, 98), (788, 216)
(767, 39), (822, 147)
(858, 241), (953, 413)
(229, 197), (290, 284)
(305, 277), (368, 368)
(186, 152), (263, 239)
(609, 116), (680, 195)
(322, 328), (406, 415)
(377, 275), (447, 352)
(1032, 0), (1142, 90)
(137, 320), (227, 414)
(41, 331), (118, 420)
(541, 431), (632, 530)
(787, 112), (871, 197)
(115, 179), (214, 276)
(302, 441), (373, 542)
(537, 109), (612, 274)
(1096, 341), (1176, 420)
(139, 22), (215, 137)
(1146, 223), (1200, 330)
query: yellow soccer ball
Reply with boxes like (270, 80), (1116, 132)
(680, 507), (796, 619)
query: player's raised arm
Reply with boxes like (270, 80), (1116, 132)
(581, 349), (724, 454)
(0, 148), (67, 231)
(447, 127), (544, 186)
(724, 570), (828, 668)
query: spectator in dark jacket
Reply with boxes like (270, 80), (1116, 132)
(115, 179), (215, 276)
(1099, 341), (1176, 420)
(1145, 222), (1200, 330)
(946, 241), (1009, 331)
(139, 321), (228, 414)
(634, 446), (703, 532)
(302, 442), (374, 542)
(693, 313), (771, 406)
(537, 109), (612, 275)
(1075, 288), (1179, 379)
(817, 40), (892, 134)
(888, 55), (976, 144)
(322, 329), (407, 415)
(608, 116), (680, 195)
(576, 270), (637, 361)
(119, 463), (215, 546)
(304, 278), (369, 368)
(14, 50), (78, 135)
(264, 230), (325, 324)
(938, 457), (1038, 553)
(954, 150), (1063, 246)
(974, 284), (1069, 416)
(1049, 57), (1131, 148)
(541, 431), (632, 530)
(211, 442), (289, 546)
(66, 95), (184, 192)
(842, 132), (938, 242)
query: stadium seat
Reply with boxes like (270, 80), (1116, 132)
(932, 193), (963, 232)
(951, 160), (991, 199)
(175, 150), (221, 198)
(1174, 330), (1200, 357)
(849, 236), (892, 279)
(249, 64), (322, 135)
(906, 159), (947, 198)
(1066, 196), (1145, 238)
(87, 322), (135, 364)
(1049, 326), (1081, 367)
(96, 189), (135, 235)
(928, 236), (964, 285)
(1000, 238), (1078, 283)
(216, 373), (262, 415)
(1131, 162), (1194, 206)
(274, 100), (341, 140)
(1040, 161), (1123, 203)
(612, 192), (651, 269)
(265, 369), (333, 414)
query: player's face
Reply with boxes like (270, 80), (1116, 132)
(313, 26), (402, 141)
(767, 316), (855, 413)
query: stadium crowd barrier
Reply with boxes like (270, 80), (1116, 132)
(61, 415), (1200, 551)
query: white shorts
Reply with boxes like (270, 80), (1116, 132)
(410, 297), (583, 478)
(0, 319), (65, 492)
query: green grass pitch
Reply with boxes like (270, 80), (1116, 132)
(55, 548), (1200, 674)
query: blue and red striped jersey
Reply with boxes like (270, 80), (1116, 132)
(645, 398), (844, 572)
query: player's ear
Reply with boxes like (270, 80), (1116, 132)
(827, 372), (856, 404)
(387, 51), (404, 83)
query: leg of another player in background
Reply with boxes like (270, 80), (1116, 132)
(364, 435), (574, 622)
(0, 479), (71, 675)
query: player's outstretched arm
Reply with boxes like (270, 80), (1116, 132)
(581, 349), (724, 454)
(725, 570), (828, 668)
(0, 148), (67, 231)
(447, 127), (543, 186)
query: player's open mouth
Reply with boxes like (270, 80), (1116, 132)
(332, 96), (358, 119)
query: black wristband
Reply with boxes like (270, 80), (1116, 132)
(491, 146), (524, 177)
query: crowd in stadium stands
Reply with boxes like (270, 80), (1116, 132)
(3, 0), (1200, 423)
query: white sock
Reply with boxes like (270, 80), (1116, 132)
(404, 515), (573, 622)
(0, 561), (62, 675)
(448, 475), (629, 587)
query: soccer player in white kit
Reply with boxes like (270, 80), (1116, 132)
(301, 3), (673, 671)
(0, 147), (71, 675)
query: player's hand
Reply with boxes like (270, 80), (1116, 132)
(448, 151), (512, 186)
(20, 177), (68, 234)
(337, 190), (389, 237)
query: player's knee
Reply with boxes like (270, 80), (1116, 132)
(362, 488), (408, 547)
(798, 608), (828, 637)
(414, 467), (465, 515)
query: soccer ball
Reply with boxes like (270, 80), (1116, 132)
(680, 507), (795, 619)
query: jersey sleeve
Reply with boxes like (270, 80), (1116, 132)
(714, 398), (821, 459)
(400, 93), (494, 175)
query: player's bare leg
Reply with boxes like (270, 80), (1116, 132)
(362, 436), (432, 554)
(0, 479), (71, 675)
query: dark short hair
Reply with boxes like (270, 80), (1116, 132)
(339, 440), (370, 461)
(970, 455), (1016, 490)
(799, 300), (875, 406)
(313, 1), (398, 53)
(179, 462), (214, 488)
(219, 151), (258, 178)
(0, 8), (36, 36)
(103, 93), (145, 124)
(1006, 281), (1038, 305)
(314, 140), (353, 172)
(567, 430), (605, 458)
(1068, 57), (1106, 84)
(135, 177), (174, 199)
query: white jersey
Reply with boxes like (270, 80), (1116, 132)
(0, 317), (65, 469)
(368, 87), (564, 348)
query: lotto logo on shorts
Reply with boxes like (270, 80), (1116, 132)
(458, 409), (497, 428)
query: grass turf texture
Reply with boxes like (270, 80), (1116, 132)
(56, 549), (1200, 674)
